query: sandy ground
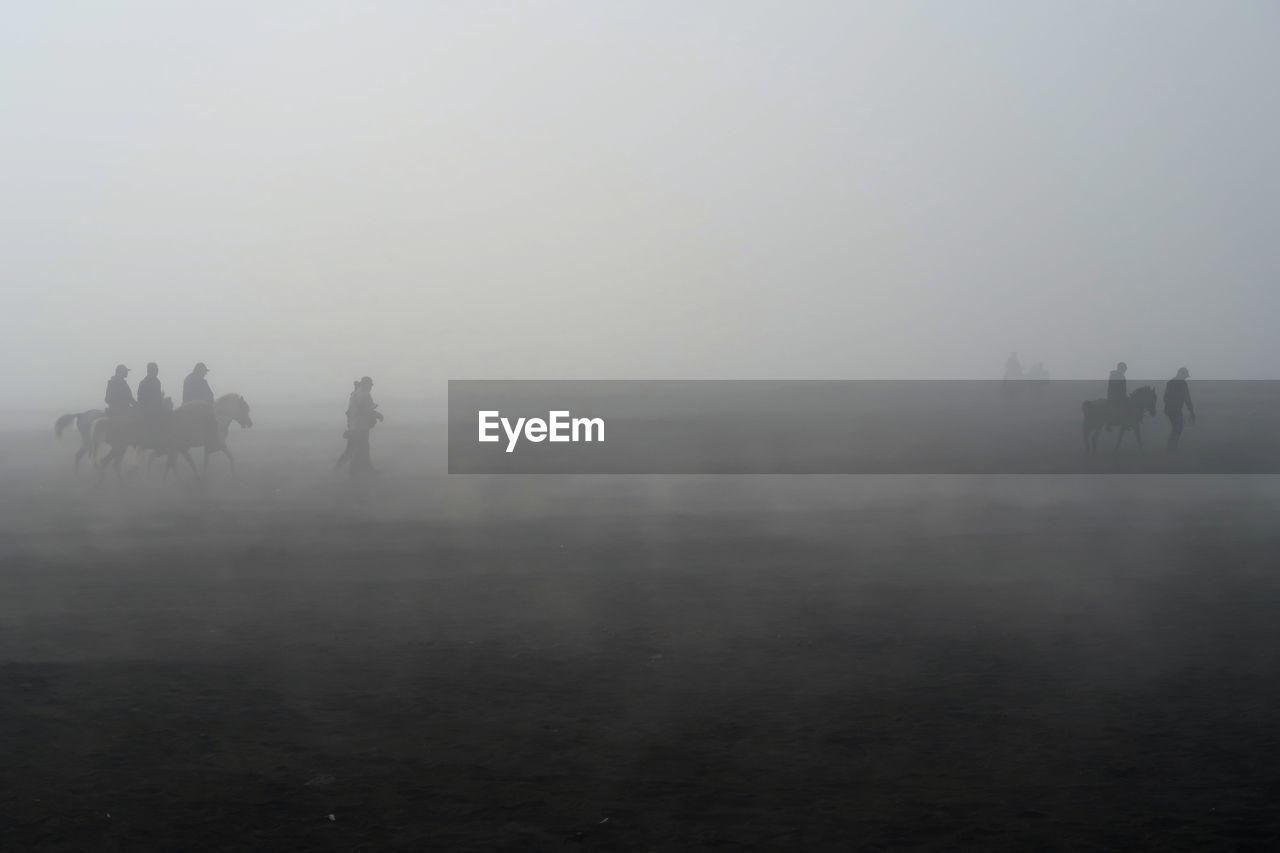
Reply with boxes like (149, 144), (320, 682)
(3, 424), (1280, 850)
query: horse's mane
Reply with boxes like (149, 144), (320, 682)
(215, 393), (242, 405)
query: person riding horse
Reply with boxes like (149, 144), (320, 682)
(136, 362), (172, 448)
(1083, 383), (1157, 453)
(104, 364), (135, 417)
(1105, 362), (1128, 429)
(183, 362), (214, 404)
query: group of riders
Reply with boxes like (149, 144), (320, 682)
(102, 362), (215, 448)
(98, 363), (384, 478)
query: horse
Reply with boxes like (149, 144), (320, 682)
(1082, 385), (1157, 453)
(154, 393), (253, 479)
(91, 398), (228, 482)
(54, 409), (107, 474)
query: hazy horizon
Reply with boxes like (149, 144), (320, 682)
(4, 1), (1278, 413)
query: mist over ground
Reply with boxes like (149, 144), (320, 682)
(5, 428), (1280, 848)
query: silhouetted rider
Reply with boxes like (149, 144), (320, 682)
(1164, 367), (1195, 452)
(137, 362), (165, 415)
(1105, 361), (1128, 428)
(136, 362), (171, 447)
(183, 362), (214, 404)
(104, 364), (135, 416)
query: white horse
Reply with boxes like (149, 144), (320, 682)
(55, 409), (108, 474)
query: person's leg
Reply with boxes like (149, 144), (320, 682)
(350, 430), (371, 477)
(1167, 411), (1183, 451)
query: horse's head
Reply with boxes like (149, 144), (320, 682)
(216, 394), (253, 429)
(234, 396), (253, 429)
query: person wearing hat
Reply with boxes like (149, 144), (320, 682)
(1164, 367), (1195, 452)
(104, 364), (135, 416)
(183, 362), (214, 405)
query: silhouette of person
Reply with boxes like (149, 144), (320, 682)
(342, 376), (383, 478)
(1004, 352), (1023, 381)
(1164, 367), (1195, 451)
(136, 362), (170, 446)
(183, 362), (214, 404)
(334, 380), (360, 472)
(1106, 361), (1128, 428)
(104, 364), (135, 416)
(137, 363), (165, 415)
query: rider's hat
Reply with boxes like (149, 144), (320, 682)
(115, 364), (129, 376)
(360, 375), (374, 386)
(1117, 361), (1127, 371)
(1176, 367), (1190, 379)
(194, 362), (208, 374)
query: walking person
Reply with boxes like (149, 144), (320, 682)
(337, 377), (383, 478)
(1164, 367), (1196, 451)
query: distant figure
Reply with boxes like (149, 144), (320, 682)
(183, 362), (214, 405)
(340, 376), (383, 478)
(1004, 352), (1023, 381)
(1106, 361), (1128, 429)
(104, 364), (135, 416)
(1164, 367), (1196, 452)
(1027, 362), (1049, 381)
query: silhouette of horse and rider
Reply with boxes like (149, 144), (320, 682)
(1080, 361), (1196, 453)
(58, 362), (252, 480)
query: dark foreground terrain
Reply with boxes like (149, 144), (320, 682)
(3, 425), (1280, 850)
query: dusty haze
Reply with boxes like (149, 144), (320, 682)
(3, 1), (1278, 416)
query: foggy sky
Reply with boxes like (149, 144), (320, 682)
(3, 1), (1278, 411)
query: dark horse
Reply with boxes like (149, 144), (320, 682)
(1082, 385), (1157, 453)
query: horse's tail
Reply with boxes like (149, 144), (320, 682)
(55, 413), (78, 439)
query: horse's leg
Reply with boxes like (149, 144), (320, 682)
(1135, 422), (1143, 450)
(182, 449), (199, 480)
(1114, 426), (1126, 452)
(222, 445), (236, 479)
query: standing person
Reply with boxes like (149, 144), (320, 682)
(1106, 361), (1128, 429)
(345, 376), (383, 478)
(104, 364), (135, 416)
(1164, 367), (1196, 451)
(183, 362), (214, 404)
